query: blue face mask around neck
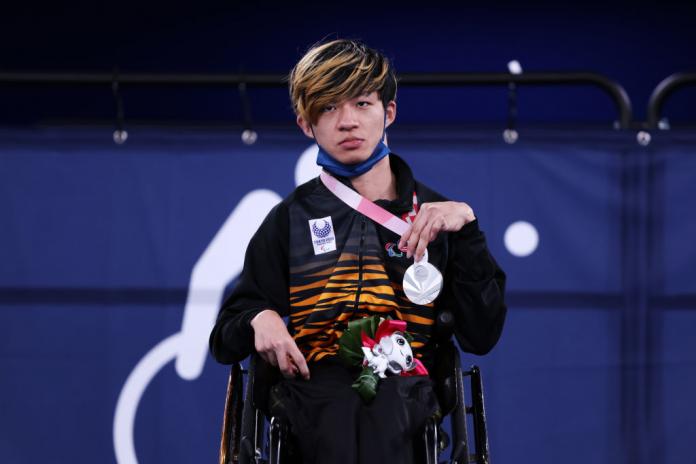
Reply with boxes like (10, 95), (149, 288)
(314, 114), (390, 178)
(316, 140), (390, 178)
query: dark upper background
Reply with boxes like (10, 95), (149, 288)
(1, 1), (695, 128)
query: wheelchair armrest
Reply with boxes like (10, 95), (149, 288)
(219, 363), (244, 464)
(431, 340), (460, 417)
(249, 354), (282, 416)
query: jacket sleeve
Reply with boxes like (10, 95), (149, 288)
(440, 219), (507, 355)
(208, 201), (290, 364)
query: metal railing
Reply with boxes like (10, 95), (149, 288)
(647, 72), (696, 129)
(0, 70), (634, 129)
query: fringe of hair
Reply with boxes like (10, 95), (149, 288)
(289, 39), (397, 124)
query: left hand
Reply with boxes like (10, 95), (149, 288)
(398, 201), (475, 261)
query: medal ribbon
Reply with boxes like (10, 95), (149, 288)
(319, 170), (410, 236)
(320, 171), (440, 304)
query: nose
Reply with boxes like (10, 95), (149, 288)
(406, 355), (413, 366)
(337, 103), (358, 130)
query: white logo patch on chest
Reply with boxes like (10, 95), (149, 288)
(308, 216), (337, 255)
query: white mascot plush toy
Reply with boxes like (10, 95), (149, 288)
(338, 316), (429, 402)
(362, 332), (415, 378)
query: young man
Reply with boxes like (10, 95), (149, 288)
(209, 39), (507, 463)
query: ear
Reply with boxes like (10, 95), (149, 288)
(380, 336), (394, 355)
(296, 115), (314, 139)
(384, 100), (397, 129)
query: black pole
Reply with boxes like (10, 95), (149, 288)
(0, 71), (633, 128)
(647, 72), (696, 129)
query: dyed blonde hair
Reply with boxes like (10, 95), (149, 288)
(289, 39), (397, 124)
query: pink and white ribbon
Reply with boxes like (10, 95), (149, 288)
(320, 170), (441, 304)
(319, 171), (410, 236)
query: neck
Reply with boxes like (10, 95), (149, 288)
(350, 155), (397, 201)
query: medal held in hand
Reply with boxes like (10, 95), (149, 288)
(403, 250), (443, 305)
(320, 171), (443, 305)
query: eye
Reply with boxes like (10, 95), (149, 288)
(396, 337), (405, 346)
(322, 104), (336, 113)
(356, 101), (371, 108)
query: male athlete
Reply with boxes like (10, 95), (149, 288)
(210, 39), (507, 463)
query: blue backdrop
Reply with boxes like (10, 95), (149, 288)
(1, 126), (694, 463)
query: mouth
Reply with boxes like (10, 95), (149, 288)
(388, 360), (404, 373)
(339, 137), (364, 149)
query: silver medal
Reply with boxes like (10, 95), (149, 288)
(403, 249), (443, 305)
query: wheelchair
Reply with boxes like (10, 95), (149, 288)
(217, 313), (493, 464)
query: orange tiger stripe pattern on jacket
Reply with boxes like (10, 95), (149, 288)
(290, 238), (435, 363)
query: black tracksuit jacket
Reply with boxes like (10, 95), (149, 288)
(209, 154), (507, 371)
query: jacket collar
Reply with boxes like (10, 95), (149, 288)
(329, 153), (416, 215)
(377, 153), (416, 215)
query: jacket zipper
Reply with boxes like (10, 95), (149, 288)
(353, 216), (367, 312)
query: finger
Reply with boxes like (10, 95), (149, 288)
(429, 228), (439, 242)
(414, 223), (433, 262)
(429, 217), (445, 242)
(260, 348), (278, 368)
(410, 207), (436, 256)
(288, 345), (310, 380)
(412, 207), (431, 234)
(276, 348), (295, 378)
(286, 355), (300, 376)
(398, 225), (413, 250)
(458, 202), (475, 226)
(408, 206), (429, 237)
(404, 224), (421, 258)
(407, 233), (419, 259)
(405, 220), (423, 259)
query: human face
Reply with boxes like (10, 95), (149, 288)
(297, 91), (396, 165)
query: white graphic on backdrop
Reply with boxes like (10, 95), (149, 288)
(113, 145), (321, 464)
(504, 220), (539, 257)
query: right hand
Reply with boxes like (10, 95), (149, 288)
(250, 310), (310, 380)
